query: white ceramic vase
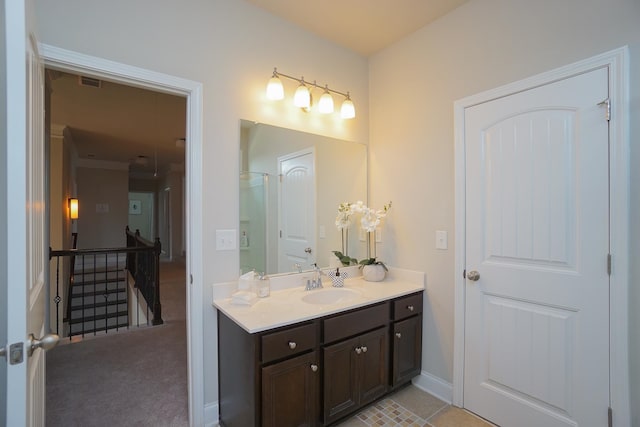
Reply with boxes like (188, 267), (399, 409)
(362, 264), (386, 282)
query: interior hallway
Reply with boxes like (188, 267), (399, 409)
(46, 260), (189, 427)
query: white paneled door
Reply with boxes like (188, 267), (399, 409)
(4, 2), (57, 425)
(463, 68), (610, 426)
(278, 149), (316, 272)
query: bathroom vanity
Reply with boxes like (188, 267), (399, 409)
(213, 271), (424, 427)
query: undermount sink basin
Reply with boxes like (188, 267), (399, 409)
(300, 287), (361, 305)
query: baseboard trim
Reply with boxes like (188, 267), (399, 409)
(412, 371), (454, 405)
(204, 401), (219, 427)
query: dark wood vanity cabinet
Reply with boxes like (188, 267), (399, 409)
(262, 350), (320, 427)
(217, 290), (423, 427)
(218, 314), (321, 427)
(323, 327), (388, 424)
(391, 293), (423, 388)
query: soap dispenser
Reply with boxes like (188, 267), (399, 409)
(256, 272), (270, 298)
(328, 267), (347, 288)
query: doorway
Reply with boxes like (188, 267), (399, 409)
(453, 48), (630, 426)
(41, 44), (205, 425)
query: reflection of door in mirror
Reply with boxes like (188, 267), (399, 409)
(278, 149), (316, 272)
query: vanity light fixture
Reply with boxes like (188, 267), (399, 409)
(265, 67), (355, 119)
(266, 69), (285, 100)
(293, 79), (311, 109)
(340, 92), (355, 119)
(318, 85), (334, 114)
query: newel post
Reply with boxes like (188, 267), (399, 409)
(152, 237), (163, 325)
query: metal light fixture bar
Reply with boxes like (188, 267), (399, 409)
(272, 69), (349, 98)
(266, 67), (355, 118)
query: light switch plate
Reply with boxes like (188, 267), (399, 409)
(216, 229), (237, 251)
(435, 230), (448, 250)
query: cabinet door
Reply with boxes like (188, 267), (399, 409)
(358, 327), (389, 406)
(323, 336), (359, 424)
(392, 315), (422, 387)
(262, 351), (320, 427)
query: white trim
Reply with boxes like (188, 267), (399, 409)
(452, 46), (630, 424)
(412, 371), (453, 405)
(39, 44), (205, 427)
(204, 400), (219, 427)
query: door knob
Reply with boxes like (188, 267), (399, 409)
(27, 333), (59, 357)
(304, 247), (312, 254)
(310, 364), (318, 372)
(467, 270), (480, 282)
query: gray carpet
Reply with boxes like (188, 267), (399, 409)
(46, 261), (189, 427)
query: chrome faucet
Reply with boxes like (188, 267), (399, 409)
(305, 263), (324, 290)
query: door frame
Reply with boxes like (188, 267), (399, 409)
(452, 47), (630, 424)
(39, 44), (205, 426)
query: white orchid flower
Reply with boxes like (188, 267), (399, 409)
(350, 200), (366, 214)
(361, 207), (381, 233)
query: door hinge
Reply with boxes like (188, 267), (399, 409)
(190, 274), (193, 285)
(0, 346), (5, 360)
(279, 230), (282, 238)
(607, 253), (612, 276)
(598, 98), (611, 121)
(608, 406), (613, 427)
(463, 269), (466, 279)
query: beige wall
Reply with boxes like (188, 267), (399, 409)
(35, 0), (369, 408)
(369, 0), (639, 423)
(76, 167), (128, 249)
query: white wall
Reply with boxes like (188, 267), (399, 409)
(34, 0), (369, 411)
(369, 0), (640, 423)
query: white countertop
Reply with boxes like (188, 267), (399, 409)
(212, 267), (425, 333)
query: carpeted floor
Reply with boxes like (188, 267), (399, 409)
(46, 260), (189, 427)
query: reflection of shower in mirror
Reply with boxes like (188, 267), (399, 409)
(240, 171), (270, 275)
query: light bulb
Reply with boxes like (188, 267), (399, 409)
(294, 83), (310, 108)
(266, 70), (284, 100)
(340, 95), (355, 119)
(318, 86), (334, 114)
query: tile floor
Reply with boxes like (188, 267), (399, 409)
(336, 385), (495, 427)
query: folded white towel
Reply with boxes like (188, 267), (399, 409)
(231, 291), (258, 306)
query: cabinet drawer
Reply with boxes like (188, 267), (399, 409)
(324, 302), (389, 344)
(262, 323), (317, 364)
(392, 292), (423, 321)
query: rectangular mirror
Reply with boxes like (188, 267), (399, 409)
(240, 120), (367, 275)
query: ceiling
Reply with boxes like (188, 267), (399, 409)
(244, 0), (469, 56)
(49, 71), (187, 178)
(48, 2), (467, 176)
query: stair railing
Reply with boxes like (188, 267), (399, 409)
(125, 226), (163, 326)
(49, 227), (162, 338)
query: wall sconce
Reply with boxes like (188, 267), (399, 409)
(69, 198), (79, 220)
(265, 68), (356, 119)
